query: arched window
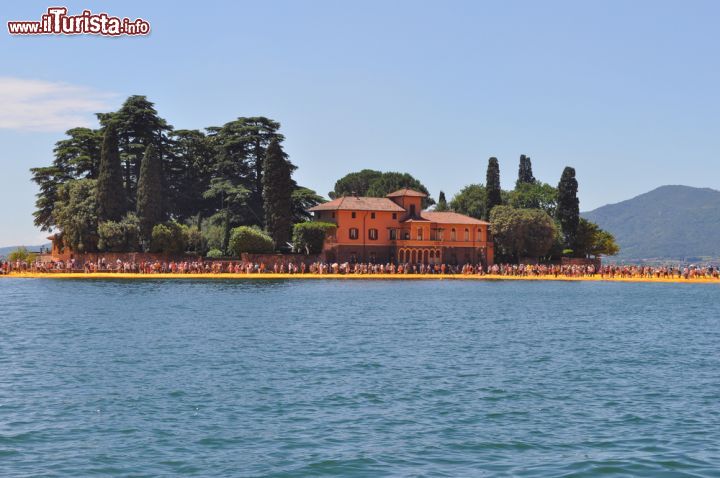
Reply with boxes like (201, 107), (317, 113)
(368, 228), (378, 240)
(417, 228), (423, 240)
(349, 228), (359, 240)
(464, 228), (469, 241)
(451, 228), (456, 241)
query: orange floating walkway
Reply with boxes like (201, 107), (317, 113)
(2, 272), (719, 284)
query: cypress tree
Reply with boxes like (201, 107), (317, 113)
(436, 191), (448, 211)
(516, 154), (536, 187)
(556, 166), (580, 250)
(136, 144), (164, 248)
(262, 139), (293, 248)
(485, 157), (502, 219)
(97, 124), (126, 222)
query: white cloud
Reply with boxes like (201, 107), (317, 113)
(0, 77), (115, 132)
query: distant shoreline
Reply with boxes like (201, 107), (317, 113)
(2, 272), (719, 284)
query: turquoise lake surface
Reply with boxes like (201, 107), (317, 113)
(1, 279), (719, 476)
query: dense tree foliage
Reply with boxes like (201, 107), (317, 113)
(98, 96), (171, 204)
(98, 213), (141, 252)
(136, 144), (165, 248)
(262, 139), (293, 248)
(490, 206), (556, 261)
(454, 157), (617, 262)
(331, 170), (434, 207)
(228, 226), (274, 255)
(557, 166), (580, 249)
(516, 154), (535, 187)
(8, 247), (37, 263)
(150, 222), (188, 254)
(53, 179), (98, 252)
(330, 169), (383, 198)
(485, 157), (502, 219)
(291, 187), (326, 222)
(96, 125), (126, 222)
(450, 184), (487, 219)
(292, 222), (337, 255)
(508, 182), (558, 216)
(435, 191), (448, 211)
(575, 218), (620, 257)
(31, 95), (320, 254)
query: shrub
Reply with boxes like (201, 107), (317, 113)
(206, 248), (224, 259)
(98, 213), (141, 252)
(185, 225), (206, 254)
(228, 226), (274, 256)
(292, 222), (336, 254)
(151, 222), (188, 254)
(7, 247), (36, 263)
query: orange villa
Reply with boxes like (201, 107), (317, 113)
(309, 188), (494, 265)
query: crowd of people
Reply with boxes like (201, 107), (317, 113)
(2, 256), (720, 280)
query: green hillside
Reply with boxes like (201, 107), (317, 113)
(582, 185), (720, 261)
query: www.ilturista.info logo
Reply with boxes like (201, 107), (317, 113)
(7, 7), (150, 36)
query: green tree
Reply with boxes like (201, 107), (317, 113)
(150, 222), (188, 254)
(575, 218), (620, 257)
(98, 213), (141, 252)
(331, 170), (433, 207)
(30, 128), (101, 231)
(485, 157), (502, 219)
(30, 166), (67, 232)
(450, 184), (487, 219)
(165, 129), (215, 221)
(207, 117), (284, 226)
(262, 139), (293, 248)
(97, 124), (126, 222)
(523, 209), (557, 259)
(54, 179), (99, 252)
(330, 169), (382, 198)
(508, 182), (558, 216)
(136, 144), (165, 248)
(557, 166), (580, 250)
(490, 206), (556, 262)
(99, 96), (171, 202)
(435, 191), (449, 211)
(53, 127), (103, 179)
(185, 225), (206, 254)
(366, 172), (434, 206)
(228, 226), (274, 256)
(516, 154), (536, 187)
(292, 222), (337, 254)
(203, 178), (249, 254)
(8, 247), (37, 263)
(291, 187), (326, 222)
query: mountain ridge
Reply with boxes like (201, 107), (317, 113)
(582, 185), (720, 261)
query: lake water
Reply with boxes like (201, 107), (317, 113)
(1, 278), (719, 476)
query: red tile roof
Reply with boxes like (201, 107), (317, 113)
(386, 188), (427, 198)
(420, 211), (490, 225)
(308, 196), (406, 212)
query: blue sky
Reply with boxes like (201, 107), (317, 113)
(1, 0), (719, 246)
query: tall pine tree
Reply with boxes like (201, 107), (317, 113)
(556, 166), (580, 250)
(436, 191), (448, 211)
(262, 139), (293, 248)
(97, 124), (126, 222)
(485, 157), (502, 219)
(516, 154), (536, 187)
(136, 144), (164, 248)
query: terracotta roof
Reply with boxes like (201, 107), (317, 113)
(386, 188), (427, 198)
(308, 196), (406, 212)
(420, 211), (490, 225)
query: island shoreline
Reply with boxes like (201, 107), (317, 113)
(2, 272), (718, 284)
